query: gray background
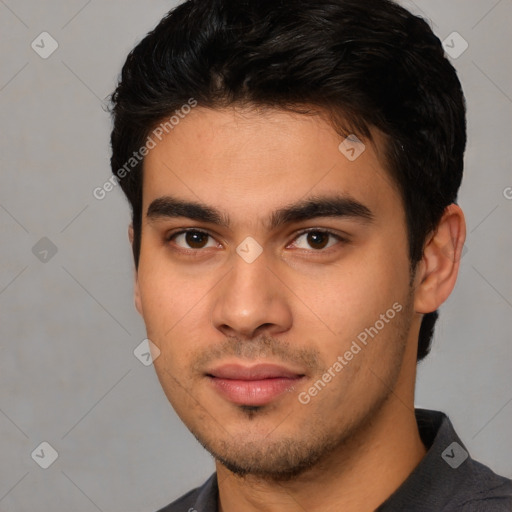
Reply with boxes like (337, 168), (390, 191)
(0, 1), (511, 511)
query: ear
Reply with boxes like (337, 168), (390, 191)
(413, 204), (466, 314)
(128, 224), (143, 316)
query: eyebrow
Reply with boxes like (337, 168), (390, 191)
(146, 194), (374, 230)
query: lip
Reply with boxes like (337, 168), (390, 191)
(206, 363), (305, 406)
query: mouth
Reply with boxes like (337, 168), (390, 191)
(206, 363), (306, 406)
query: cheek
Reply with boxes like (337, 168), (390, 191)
(137, 261), (197, 344)
(293, 244), (409, 367)
(136, 256), (222, 375)
(304, 250), (406, 329)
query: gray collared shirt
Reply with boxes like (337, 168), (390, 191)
(157, 409), (512, 511)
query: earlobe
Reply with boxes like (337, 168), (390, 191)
(128, 224), (143, 316)
(413, 204), (466, 314)
(134, 276), (143, 316)
(128, 224), (134, 245)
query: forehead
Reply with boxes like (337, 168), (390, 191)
(141, 106), (401, 225)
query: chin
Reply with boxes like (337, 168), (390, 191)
(189, 422), (342, 482)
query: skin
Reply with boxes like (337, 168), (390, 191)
(130, 106), (466, 512)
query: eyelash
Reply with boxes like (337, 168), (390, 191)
(165, 228), (348, 253)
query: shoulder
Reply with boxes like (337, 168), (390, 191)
(451, 459), (512, 511)
(379, 410), (512, 511)
(155, 473), (218, 512)
(155, 488), (200, 512)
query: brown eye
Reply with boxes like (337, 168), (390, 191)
(185, 231), (209, 248)
(171, 230), (216, 249)
(292, 230), (341, 251)
(306, 231), (330, 249)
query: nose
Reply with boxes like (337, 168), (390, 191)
(211, 250), (293, 340)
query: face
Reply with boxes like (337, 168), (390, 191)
(134, 106), (417, 478)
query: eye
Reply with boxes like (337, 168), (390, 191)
(169, 230), (218, 250)
(291, 230), (343, 251)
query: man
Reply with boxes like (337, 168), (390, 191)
(109, 0), (512, 510)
